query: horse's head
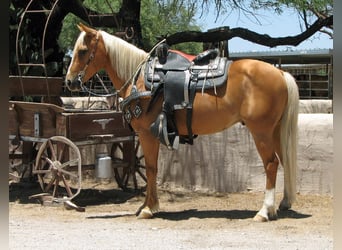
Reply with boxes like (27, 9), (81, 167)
(65, 23), (105, 91)
(66, 23), (148, 93)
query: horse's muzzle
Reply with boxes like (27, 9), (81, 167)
(65, 77), (82, 91)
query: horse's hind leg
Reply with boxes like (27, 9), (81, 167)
(251, 133), (280, 222)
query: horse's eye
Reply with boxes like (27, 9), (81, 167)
(78, 49), (88, 57)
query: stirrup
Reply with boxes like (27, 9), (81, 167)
(150, 112), (179, 150)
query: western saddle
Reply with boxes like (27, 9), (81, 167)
(122, 43), (230, 150)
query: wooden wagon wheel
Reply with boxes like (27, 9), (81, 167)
(111, 136), (146, 192)
(33, 136), (82, 201)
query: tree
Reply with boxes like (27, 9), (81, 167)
(9, 0), (147, 76)
(9, 0), (333, 76)
(140, 0), (202, 53)
(58, 0), (202, 52)
(160, 0), (333, 46)
(9, 0), (201, 76)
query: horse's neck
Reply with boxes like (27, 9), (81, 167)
(101, 31), (147, 94)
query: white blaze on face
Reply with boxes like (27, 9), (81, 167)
(66, 32), (86, 78)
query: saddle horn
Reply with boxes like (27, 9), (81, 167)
(156, 43), (169, 64)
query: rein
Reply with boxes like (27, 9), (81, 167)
(119, 39), (167, 113)
(117, 38), (167, 95)
(76, 32), (166, 108)
(76, 31), (118, 97)
(81, 73), (118, 97)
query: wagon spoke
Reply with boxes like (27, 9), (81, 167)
(34, 169), (51, 175)
(58, 168), (78, 179)
(134, 140), (140, 155)
(138, 164), (146, 170)
(136, 169), (147, 182)
(45, 175), (57, 192)
(37, 174), (46, 191)
(61, 175), (73, 197)
(52, 176), (60, 197)
(60, 158), (80, 169)
(123, 171), (130, 187)
(112, 156), (122, 161)
(132, 171), (138, 190)
(42, 156), (54, 166)
(57, 143), (66, 162)
(117, 144), (123, 152)
(41, 152), (50, 162)
(47, 139), (57, 161)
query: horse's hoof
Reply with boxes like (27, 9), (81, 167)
(137, 207), (153, 219)
(279, 200), (291, 211)
(268, 212), (278, 221)
(253, 214), (268, 222)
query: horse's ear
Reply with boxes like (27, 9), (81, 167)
(77, 23), (96, 35)
(77, 23), (86, 32)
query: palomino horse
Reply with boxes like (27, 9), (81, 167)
(66, 23), (299, 222)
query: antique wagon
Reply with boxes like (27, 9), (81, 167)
(9, 87), (146, 203)
(9, 0), (146, 204)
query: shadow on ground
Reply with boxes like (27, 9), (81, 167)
(9, 182), (312, 221)
(154, 208), (311, 221)
(9, 182), (139, 206)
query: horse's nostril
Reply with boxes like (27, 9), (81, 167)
(65, 79), (75, 91)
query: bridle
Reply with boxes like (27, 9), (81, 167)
(74, 31), (130, 97)
(76, 31), (100, 90)
(73, 31), (166, 101)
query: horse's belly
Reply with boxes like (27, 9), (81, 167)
(175, 108), (239, 135)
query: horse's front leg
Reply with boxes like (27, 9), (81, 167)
(135, 131), (160, 219)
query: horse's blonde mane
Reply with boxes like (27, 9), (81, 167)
(100, 30), (148, 81)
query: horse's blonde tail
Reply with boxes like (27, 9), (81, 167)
(280, 71), (299, 208)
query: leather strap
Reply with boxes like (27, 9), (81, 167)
(120, 91), (152, 112)
(184, 73), (197, 145)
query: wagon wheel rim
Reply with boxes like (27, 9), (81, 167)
(111, 136), (146, 192)
(34, 136), (82, 201)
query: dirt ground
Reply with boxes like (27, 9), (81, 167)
(9, 180), (333, 250)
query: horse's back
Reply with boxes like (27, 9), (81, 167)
(228, 58), (287, 97)
(230, 58), (285, 81)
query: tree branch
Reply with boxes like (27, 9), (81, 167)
(165, 15), (333, 48)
